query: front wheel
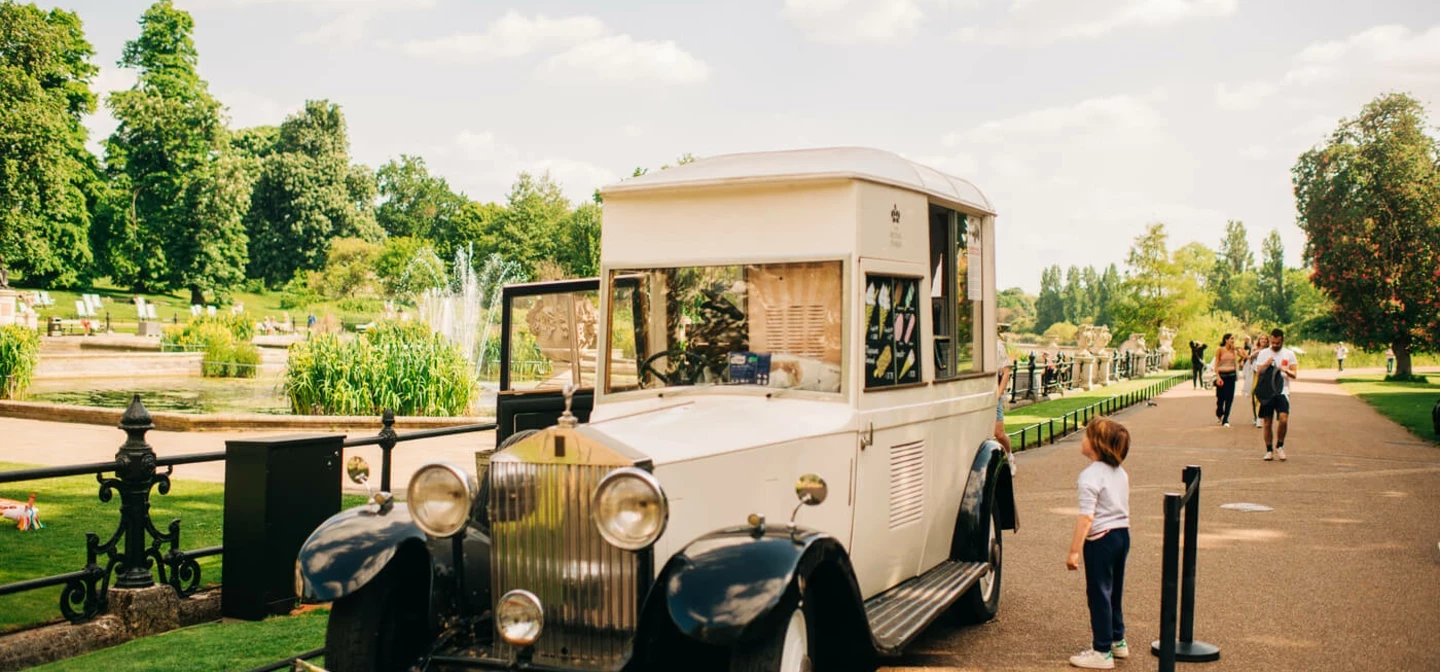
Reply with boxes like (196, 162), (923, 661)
(953, 504), (1002, 623)
(729, 598), (812, 672)
(325, 567), (431, 672)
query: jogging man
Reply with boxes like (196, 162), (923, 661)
(1254, 328), (1299, 461)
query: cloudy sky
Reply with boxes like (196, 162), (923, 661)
(46, 0), (1440, 291)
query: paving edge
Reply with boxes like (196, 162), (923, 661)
(0, 400), (492, 432)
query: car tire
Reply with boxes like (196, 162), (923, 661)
(729, 596), (814, 672)
(953, 504), (1002, 624)
(324, 566), (430, 672)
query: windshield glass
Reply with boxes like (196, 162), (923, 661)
(607, 261), (844, 394)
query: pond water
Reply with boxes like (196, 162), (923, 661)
(25, 377), (500, 416)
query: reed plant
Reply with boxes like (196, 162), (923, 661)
(284, 320), (476, 416)
(166, 318), (259, 379)
(0, 326), (40, 399)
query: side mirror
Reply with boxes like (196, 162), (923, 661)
(346, 456), (370, 486)
(795, 474), (827, 506)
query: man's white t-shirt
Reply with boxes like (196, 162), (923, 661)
(1255, 347), (1298, 396)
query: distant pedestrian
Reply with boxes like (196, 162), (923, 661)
(307, 313), (317, 330)
(1385, 347), (1395, 375)
(1248, 334), (1269, 427)
(1189, 341), (1208, 389)
(996, 339), (1014, 474)
(1334, 342), (1348, 372)
(1066, 418), (1131, 669)
(1255, 328), (1299, 461)
(1213, 333), (1239, 427)
(1239, 336), (1255, 398)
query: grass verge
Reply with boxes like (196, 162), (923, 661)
(27, 609), (329, 672)
(1, 461), (365, 632)
(1337, 373), (1440, 445)
(1003, 372), (1185, 435)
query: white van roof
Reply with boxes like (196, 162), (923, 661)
(600, 147), (993, 215)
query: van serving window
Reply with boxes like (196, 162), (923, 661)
(929, 205), (979, 378)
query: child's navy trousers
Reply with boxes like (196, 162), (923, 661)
(1083, 527), (1130, 652)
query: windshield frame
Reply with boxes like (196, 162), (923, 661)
(600, 255), (851, 402)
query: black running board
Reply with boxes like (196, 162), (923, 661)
(862, 560), (989, 655)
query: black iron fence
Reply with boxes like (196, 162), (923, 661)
(1006, 372), (1186, 451)
(1010, 349), (1173, 404)
(0, 396), (493, 630)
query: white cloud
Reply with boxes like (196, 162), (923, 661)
(218, 89), (303, 128)
(401, 11), (607, 60)
(1238, 145), (1269, 160)
(182, 0), (437, 46)
(403, 12), (709, 86)
(1215, 80), (1276, 111)
(780, 0), (925, 44)
(945, 94), (1164, 145)
(956, 0), (1237, 46)
(1284, 24), (1440, 86)
(438, 130), (614, 204)
(540, 35), (710, 85)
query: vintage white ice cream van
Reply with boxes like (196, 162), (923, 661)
(298, 147), (1017, 672)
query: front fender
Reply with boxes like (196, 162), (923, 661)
(659, 526), (859, 647)
(297, 503), (428, 602)
(953, 440), (1018, 560)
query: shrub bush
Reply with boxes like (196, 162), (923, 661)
(0, 325), (40, 398)
(283, 320), (476, 416)
(164, 314), (258, 378)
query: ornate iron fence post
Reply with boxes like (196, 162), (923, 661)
(111, 395), (158, 589)
(379, 409), (397, 493)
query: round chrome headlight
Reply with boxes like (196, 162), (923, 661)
(591, 467), (668, 550)
(496, 589), (544, 647)
(407, 462), (476, 538)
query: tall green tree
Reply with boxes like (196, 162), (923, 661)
(1061, 265), (1087, 324)
(559, 201), (602, 278)
(376, 154), (469, 260)
(245, 100), (381, 286)
(1211, 220), (1253, 317)
(0, 2), (100, 287)
(1257, 229), (1289, 324)
(483, 172), (570, 278)
(1034, 264), (1064, 333)
(1110, 223), (1206, 338)
(1095, 264), (1120, 328)
(997, 287), (1036, 334)
(94, 0), (250, 303)
(1293, 92), (1440, 376)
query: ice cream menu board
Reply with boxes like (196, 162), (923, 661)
(864, 275), (921, 388)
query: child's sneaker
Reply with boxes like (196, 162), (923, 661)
(1277, 447), (1287, 461)
(1069, 649), (1115, 669)
(1263, 450), (1274, 461)
(1112, 640), (1129, 659)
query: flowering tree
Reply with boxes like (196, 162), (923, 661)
(1292, 93), (1440, 378)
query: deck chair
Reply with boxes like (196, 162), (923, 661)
(190, 304), (202, 317)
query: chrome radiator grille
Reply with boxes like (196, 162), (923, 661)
(488, 461), (641, 669)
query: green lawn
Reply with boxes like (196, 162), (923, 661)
(1003, 371), (1185, 436)
(16, 279), (384, 332)
(0, 461), (366, 632)
(1337, 374), (1440, 445)
(28, 609), (329, 672)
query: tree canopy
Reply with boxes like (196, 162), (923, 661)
(0, 2), (100, 287)
(1293, 92), (1440, 377)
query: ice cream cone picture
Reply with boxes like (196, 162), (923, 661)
(865, 282), (876, 328)
(899, 349), (916, 380)
(875, 345), (893, 378)
(878, 282), (891, 330)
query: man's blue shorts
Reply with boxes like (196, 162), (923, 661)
(996, 399), (1005, 421)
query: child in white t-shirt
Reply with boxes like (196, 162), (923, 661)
(1067, 418), (1132, 669)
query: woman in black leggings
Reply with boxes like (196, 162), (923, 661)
(1214, 333), (1239, 426)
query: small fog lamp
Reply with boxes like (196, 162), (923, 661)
(407, 462), (476, 538)
(496, 590), (544, 647)
(592, 468), (668, 550)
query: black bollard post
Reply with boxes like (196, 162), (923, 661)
(1154, 493), (1181, 671)
(112, 396), (158, 589)
(1177, 466), (1220, 661)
